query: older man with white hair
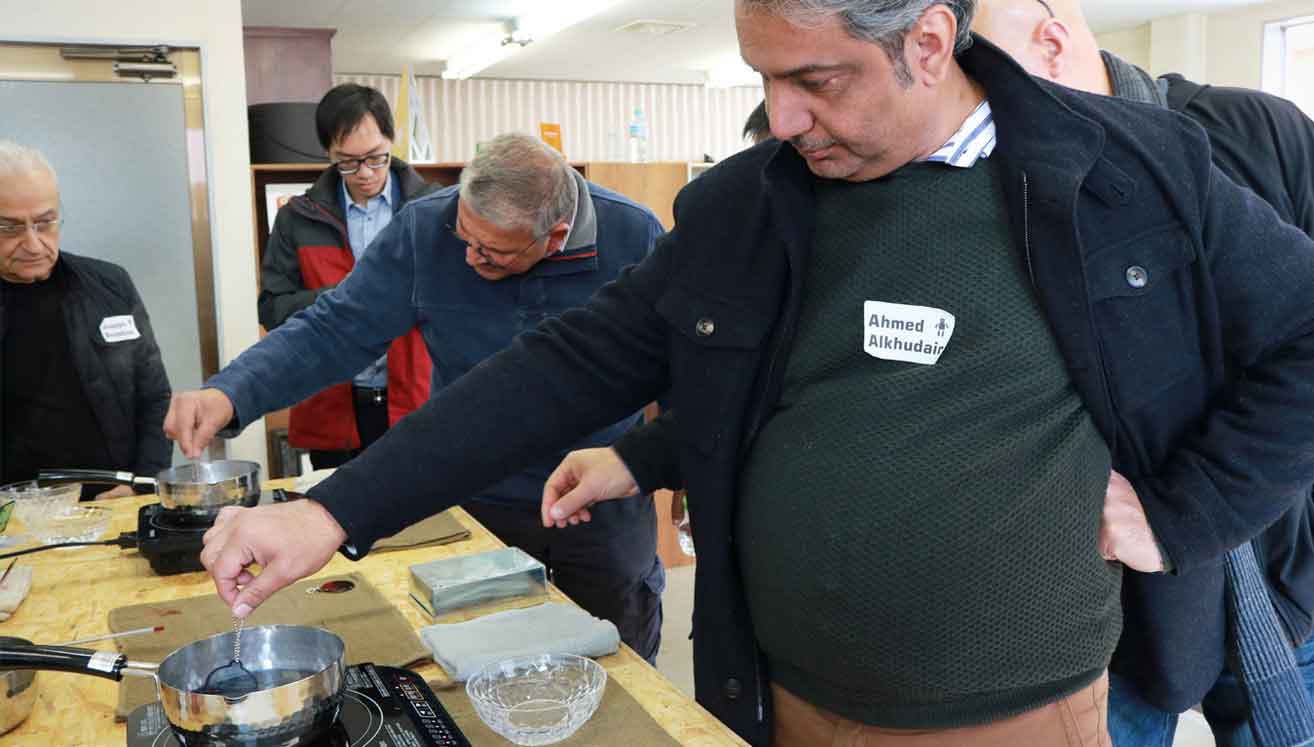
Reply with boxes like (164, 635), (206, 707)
(0, 140), (171, 498)
(165, 133), (668, 662)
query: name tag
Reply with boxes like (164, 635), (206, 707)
(100, 315), (141, 343)
(863, 301), (956, 366)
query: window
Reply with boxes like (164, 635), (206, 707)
(1263, 15), (1314, 117)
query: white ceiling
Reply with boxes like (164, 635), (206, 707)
(240, 0), (1271, 84)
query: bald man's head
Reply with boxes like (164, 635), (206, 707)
(973, 0), (1111, 95)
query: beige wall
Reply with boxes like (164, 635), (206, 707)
(1206, 0), (1314, 88)
(3, 1), (265, 468)
(1294, 45), (1314, 113)
(1149, 13), (1209, 80)
(1097, 25), (1153, 71)
(1097, 0), (1314, 89)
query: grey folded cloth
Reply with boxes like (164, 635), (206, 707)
(0, 565), (34, 621)
(420, 602), (619, 682)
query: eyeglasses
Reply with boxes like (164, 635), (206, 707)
(0, 217), (61, 238)
(332, 152), (391, 175)
(448, 220), (545, 269)
(1035, 0), (1055, 17)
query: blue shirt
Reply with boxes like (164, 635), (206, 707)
(340, 173), (400, 389)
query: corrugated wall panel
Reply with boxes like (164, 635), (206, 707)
(339, 73), (401, 111)
(335, 73), (763, 163)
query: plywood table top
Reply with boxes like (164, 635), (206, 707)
(0, 481), (744, 746)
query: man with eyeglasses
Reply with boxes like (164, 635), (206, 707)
(257, 83), (444, 470)
(0, 140), (171, 500)
(166, 132), (668, 662)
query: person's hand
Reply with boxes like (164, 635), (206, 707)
(200, 499), (347, 618)
(163, 389), (235, 459)
(1099, 469), (1166, 573)
(95, 485), (136, 499)
(541, 447), (639, 528)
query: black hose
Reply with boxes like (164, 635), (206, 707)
(0, 532), (137, 559)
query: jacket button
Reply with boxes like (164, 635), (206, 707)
(696, 318), (715, 337)
(724, 678), (742, 700)
(1126, 265), (1149, 289)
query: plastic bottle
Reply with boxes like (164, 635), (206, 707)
(677, 515), (695, 557)
(675, 491), (694, 557)
(627, 107), (649, 163)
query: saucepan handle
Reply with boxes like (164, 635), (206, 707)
(37, 469), (155, 488)
(0, 644), (129, 681)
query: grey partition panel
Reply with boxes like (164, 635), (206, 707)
(1, 79), (205, 465)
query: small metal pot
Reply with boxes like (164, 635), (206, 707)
(39, 460), (261, 517)
(0, 625), (343, 745)
(0, 637), (37, 736)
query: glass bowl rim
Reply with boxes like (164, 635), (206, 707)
(466, 652), (607, 709)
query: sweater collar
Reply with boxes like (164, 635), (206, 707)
(1101, 50), (1167, 108)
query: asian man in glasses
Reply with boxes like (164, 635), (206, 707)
(255, 84), (445, 470)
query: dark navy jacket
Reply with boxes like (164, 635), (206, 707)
(1163, 72), (1314, 645)
(211, 176), (663, 508)
(309, 38), (1314, 743)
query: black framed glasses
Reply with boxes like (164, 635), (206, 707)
(0, 217), (61, 238)
(332, 152), (391, 175)
(447, 220), (545, 269)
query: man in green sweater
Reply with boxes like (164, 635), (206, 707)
(558, 7), (1314, 744)
(196, 2), (1314, 745)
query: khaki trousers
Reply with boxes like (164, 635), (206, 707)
(771, 672), (1110, 747)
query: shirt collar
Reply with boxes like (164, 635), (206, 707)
(554, 169), (597, 257)
(924, 100), (996, 169)
(533, 170), (601, 277)
(341, 169), (394, 213)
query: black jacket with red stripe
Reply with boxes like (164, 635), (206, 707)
(258, 160), (443, 450)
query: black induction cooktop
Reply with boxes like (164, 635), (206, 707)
(134, 502), (208, 576)
(125, 664), (470, 747)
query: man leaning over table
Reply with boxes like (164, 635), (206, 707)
(164, 133), (667, 663)
(188, 1), (1314, 744)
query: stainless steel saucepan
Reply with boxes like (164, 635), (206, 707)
(0, 625), (344, 745)
(39, 460), (261, 517)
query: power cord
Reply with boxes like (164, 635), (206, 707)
(0, 532), (137, 560)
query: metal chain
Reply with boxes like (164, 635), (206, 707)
(232, 616), (244, 664)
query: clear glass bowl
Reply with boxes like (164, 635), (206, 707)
(29, 505), (109, 545)
(466, 653), (607, 746)
(0, 481), (81, 534)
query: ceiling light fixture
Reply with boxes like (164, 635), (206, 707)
(442, 0), (624, 80)
(613, 19), (696, 36)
